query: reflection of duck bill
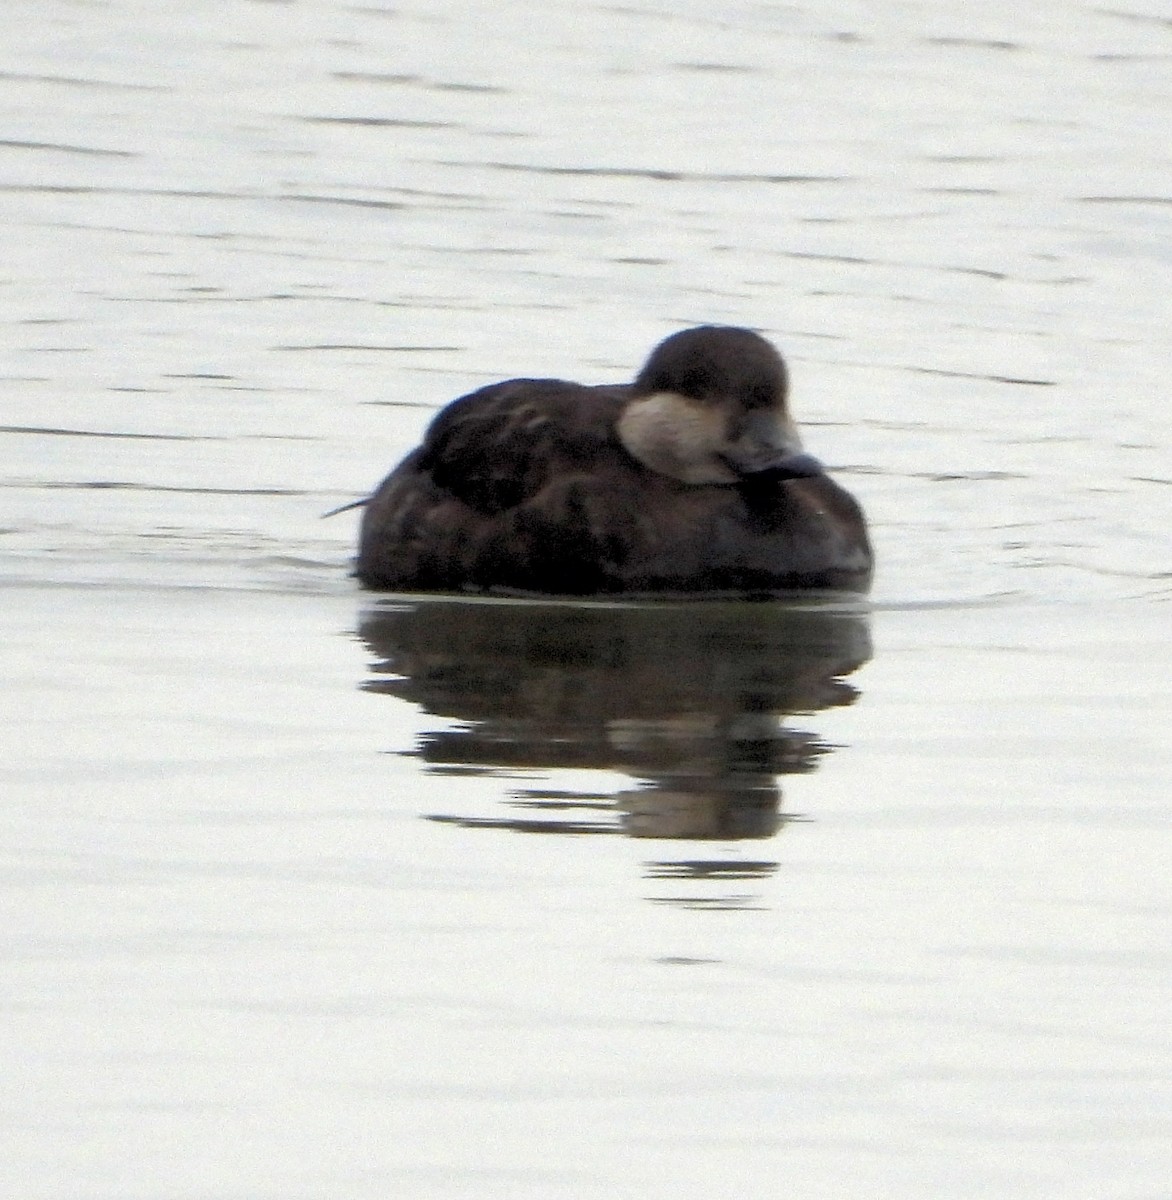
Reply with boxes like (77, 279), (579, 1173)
(618, 785), (783, 840)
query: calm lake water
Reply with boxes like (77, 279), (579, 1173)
(2, 2), (1170, 1197)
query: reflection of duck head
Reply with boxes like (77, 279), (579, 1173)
(356, 325), (872, 596)
(360, 597), (871, 840)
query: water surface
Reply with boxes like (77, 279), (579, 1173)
(2, 2), (1169, 1197)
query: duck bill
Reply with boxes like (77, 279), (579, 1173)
(751, 449), (825, 479)
(723, 444), (825, 479)
(723, 411), (825, 479)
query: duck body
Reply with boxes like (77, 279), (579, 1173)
(356, 326), (872, 597)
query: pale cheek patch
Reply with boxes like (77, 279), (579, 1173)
(617, 392), (737, 484)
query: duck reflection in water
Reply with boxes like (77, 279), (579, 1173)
(360, 598), (870, 842)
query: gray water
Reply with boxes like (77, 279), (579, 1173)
(2, 2), (1170, 1197)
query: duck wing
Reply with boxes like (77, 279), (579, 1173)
(418, 379), (628, 515)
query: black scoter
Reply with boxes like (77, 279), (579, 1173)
(355, 325), (872, 596)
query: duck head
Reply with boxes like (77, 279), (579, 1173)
(616, 325), (824, 485)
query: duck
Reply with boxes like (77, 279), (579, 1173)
(355, 325), (872, 596)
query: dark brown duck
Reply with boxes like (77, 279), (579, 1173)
(356, 325), (872, 596)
